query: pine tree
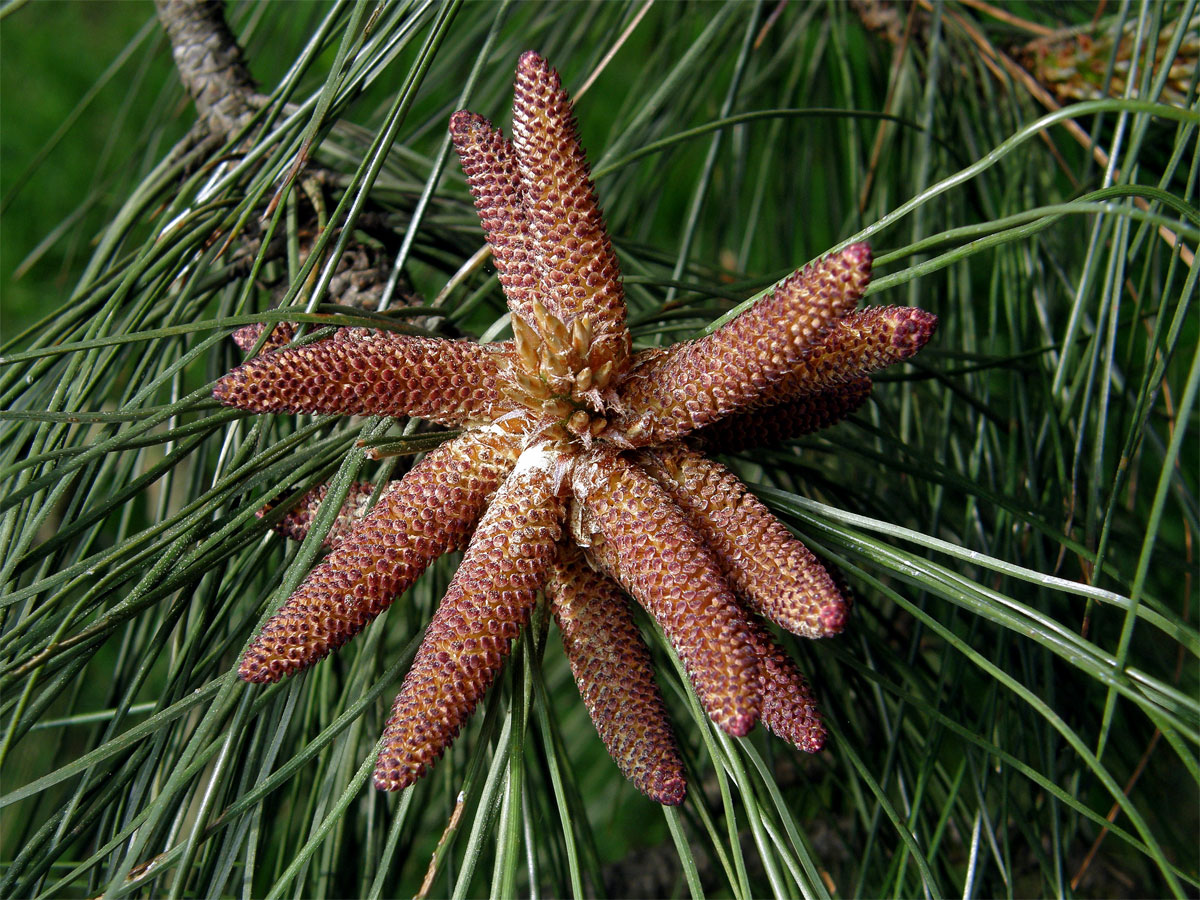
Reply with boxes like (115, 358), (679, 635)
(2, 2), (1196, 896)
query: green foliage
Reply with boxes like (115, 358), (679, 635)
(2, 1), (1196, 897)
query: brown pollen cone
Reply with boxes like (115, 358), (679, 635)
(212, 46), (943, 801)
(547, 542), (687, 805)
(238, 432), (517, 684)
(213, 330), (514, 427)
(750, 305), (938, 408)
(510, 52), (630, 380)
(745, 617), (826, 753)
(694, 378), (873, 453)
(232, 321), (298, 356)
(449, 111), (543, 330)
(641, 446), (849, 638)
(575, 450), (760, 737)
(374, 451), (565, 791)
(259, 480), (379, 550)
(614, 244), (872, 446)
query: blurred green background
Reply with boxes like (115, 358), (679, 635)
(3, 2), (166, 336)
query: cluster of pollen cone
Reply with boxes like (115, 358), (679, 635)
(214, 51), (937, 805)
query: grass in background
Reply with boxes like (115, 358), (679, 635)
(1, 1), (1196, 897)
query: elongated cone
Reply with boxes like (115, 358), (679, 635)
(511, 51), (630, 383)
(614, 245), (872, 446)
(694, 378), (872, 453)
(574, 449), (760, 736)
(689, 306), (934, 452)
(641, 446), (848, 638)
(214, 329), (514, 427)
(232, 321), (297, 356)
(745, 617), (826, 752)
(259, 481), (379, 549)
(449, 110), (543, 331)
(547, 543), (687, 805)
(374, 448), (565, 790)
(238, 432), (517, 683)
(748, 305), (937, 408)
